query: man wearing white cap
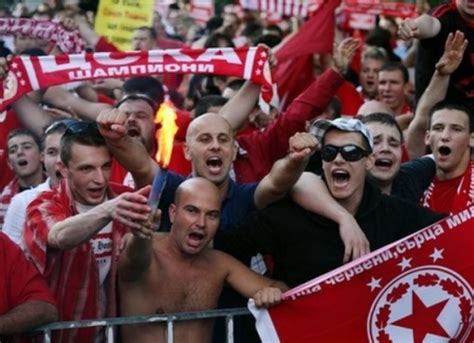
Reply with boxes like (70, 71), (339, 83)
(216, 118), (445, 288)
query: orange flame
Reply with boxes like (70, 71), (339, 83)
(154, 101), (178, 168)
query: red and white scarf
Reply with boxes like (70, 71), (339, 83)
(0, 18), (86, 53)
(0, 46), (274, 112)
(421, 161), (474, 214)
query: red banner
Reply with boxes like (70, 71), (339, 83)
(0, 47), (273, 112)
(250, 207), (474, 342)
(239, 0), (323, 18)
(0, 18), (86, 53)
(189, 0), (214, 27)
(343, 0), (418, 19)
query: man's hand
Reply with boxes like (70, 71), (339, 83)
(338, 214), (370, 263)
(109, 186), (153, 238)
(333, 37), (360, 75)
(288, 132), (318, 162)
(398, 18), (419, 40)
(97, 108), (128, 141)
(253, 287), (283, 308)
(435, 30), (468, 76)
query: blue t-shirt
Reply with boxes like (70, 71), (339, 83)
(158, 172), (257, 231)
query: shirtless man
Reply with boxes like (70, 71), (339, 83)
(118, 177), (287, 343)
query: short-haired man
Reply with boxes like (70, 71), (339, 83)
(358, 46), (388, 101)
(119, 178), (287, 343)
(421, 102), (474, 214)
(216, 118), (444, 288)
(3, 120), (68, 248)
(378, 62), (412, 117)
(0, 128), (45, 230)
(24, 121), (153, 343)
(0, 232), (58, 340)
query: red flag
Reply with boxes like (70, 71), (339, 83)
(273, 0), (340, 110)
(250, 207), (474, 342)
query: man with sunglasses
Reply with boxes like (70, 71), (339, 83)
(23, 121), (154, 343)
(215, 118), (444, 288)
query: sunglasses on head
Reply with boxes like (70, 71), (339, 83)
(44, 119), (78, 135)
(63, 121), (99, 136)
(321, 144), (370, 162)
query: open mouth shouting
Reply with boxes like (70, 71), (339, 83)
(331, 169), (351, 188)
(187, 231), (206, 249)
(374, 158), (393, 170)
(437, 145), (452, 162)
(206, 156), (223, 175)
(127, 127), (141, 137)
(16, 159), (28, 168)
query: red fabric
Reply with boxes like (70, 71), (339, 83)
(252, 211), (474, 342)
(273, 0), (341, 110)
(156, 37), (185, 50)
(0, 178), (19, 230)
(0, 110), (21, 191)
(24, 180), (131, 343)
(234, 68), (344, 183)
(421, 162), (474, 215)
(1, 47), (274, 112)
(335, 80), (364, 116)
(96, 92), (115, 105)
(401, 143), (410, 162)
(95, 36), (120, 53)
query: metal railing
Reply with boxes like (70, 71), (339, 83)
(34, 307), (251, 343)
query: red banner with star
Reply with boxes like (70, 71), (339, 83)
(249, 206), (474, 342)
(0, 47), (274, 113)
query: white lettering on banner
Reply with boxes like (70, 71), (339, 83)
(148, 49), (195, 63)
(395, 225), (445, 255)
(68, 64), (216, 80)
(197, 48), (242, 64)
(447, 206), (474, 229)
(289, 284), (321, 300)
(95, 53), (141, 66)
(39, 55), (91, 73)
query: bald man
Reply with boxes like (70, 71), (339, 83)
(118, 178), (287, 343)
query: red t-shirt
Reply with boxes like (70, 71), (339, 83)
(426, 174), (462, 214)
(0, 233), (56, 335)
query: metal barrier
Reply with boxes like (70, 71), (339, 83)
(34, 307), (251, 343)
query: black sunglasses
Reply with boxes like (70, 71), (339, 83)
(321, 144), (370, 162)
(44, 119), (78, 135)
(63, 121), (99, 136)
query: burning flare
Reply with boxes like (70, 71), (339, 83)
(154, 101), (178, 168)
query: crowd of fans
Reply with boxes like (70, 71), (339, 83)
(0, 0), (472, 342)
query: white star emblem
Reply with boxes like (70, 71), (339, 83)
(430, 248), (444, 262)
(367, 277), (382, 291)
(11, 63), (18, 69)
(260, 52), (267, 58)
(255, 69), (261, 75)
(397, 257), (412, 271)
(15, 72), (22, 77)
(258, 60), (264, 66)
(20, 80), (26, 86)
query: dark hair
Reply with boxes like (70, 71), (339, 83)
(134, 26), (157, 40)
(206, 16), (224, 33)
(204, 32), (234, 48)
(60, 121), (106, 165)
(428, 101), (473, 133)
(194, 95), (228, 117)
(122, 76), (165, 107)
(7, 128), (41, 154)
(360, 112), (404, 143)
(255, 33), (282, 48)
(365, 26), (401, 62)
(265, 24), (283, 38)
(380, 62), (409, 83)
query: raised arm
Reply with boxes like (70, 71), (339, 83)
(254, 132), (317, 209)
(406, 31), (467, 159)
(221, 251), (288, 308)
(97, 108), (158, 188)
(48, 186), (151, 249)
(290, 172), (369, 263)
(398, 14), (441, 40)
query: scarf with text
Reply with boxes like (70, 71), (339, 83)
(0, 18), (86, 53)
(421, 161), (474, 214)
(0, 46), (273, 112)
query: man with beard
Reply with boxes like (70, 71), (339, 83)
(421, 102), (474, 214)
(215, 118), (444, 288)
(0, 128), (45, 230)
